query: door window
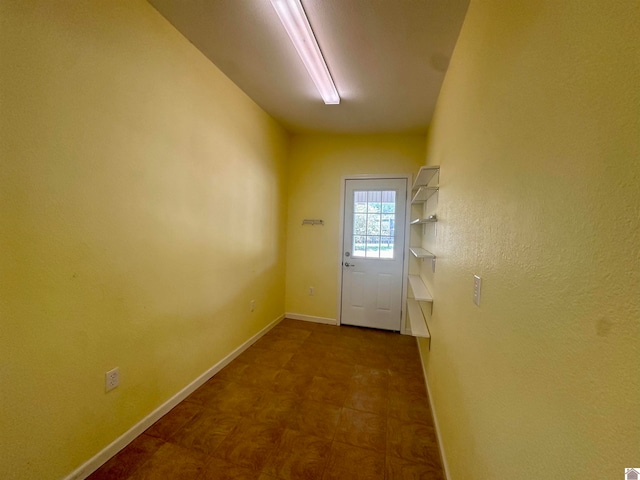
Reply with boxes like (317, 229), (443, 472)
(352, 190), (396, 258)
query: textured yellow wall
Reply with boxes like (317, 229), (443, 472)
(420, 1), (640, 478)
(0, 2), (288, 479)
(285, 134), (424, 321)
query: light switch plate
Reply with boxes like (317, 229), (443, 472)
(473, 275), (482, 306)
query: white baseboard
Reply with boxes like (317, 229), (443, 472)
(285, 312), (337, 326)
(417, 342), (451, 480)
(65, 314), (284, 480)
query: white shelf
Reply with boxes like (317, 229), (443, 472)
(407, 298), (430, 338)
(412, 166), (440, 190)
(411, 186), (439, 203)
(410, 247), (435, 259)
(405, 165), (439, 341)
(408, 275), (433, 302)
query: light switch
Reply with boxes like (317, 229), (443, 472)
(473, 275), (482, 306)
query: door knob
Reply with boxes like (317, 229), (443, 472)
(344, 262), (355, 267)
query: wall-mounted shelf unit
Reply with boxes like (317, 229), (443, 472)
(409, 247), (435, 259)
(405, 165), (439, 344)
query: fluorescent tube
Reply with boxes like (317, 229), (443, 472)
(270, 0), (340, 104)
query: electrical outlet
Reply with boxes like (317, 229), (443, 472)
(105, 367), (119, 392)
(250, 300), (255, 312)
(308, 287), (314, 296)
(473, 275), (482, 306)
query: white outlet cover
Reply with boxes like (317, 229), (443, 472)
(106, 367), (119, 392)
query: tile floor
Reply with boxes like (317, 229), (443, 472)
(88, 318), (444, 479)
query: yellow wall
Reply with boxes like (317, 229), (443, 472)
(0, 2), (288, 479)
(285, 134), (424, 321)
(420, 1), (640, 478)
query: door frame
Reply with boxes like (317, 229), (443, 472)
(336, 173), (412, 331)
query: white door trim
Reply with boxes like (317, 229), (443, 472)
(336, 173), (412, 329)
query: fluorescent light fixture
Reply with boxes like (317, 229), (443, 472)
(270, 0), (340, 104)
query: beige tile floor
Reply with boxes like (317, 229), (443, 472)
(88, 318), (444, 479)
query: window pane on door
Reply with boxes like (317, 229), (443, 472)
(367, 191), (381, 212)
(381, 214), (394, 235)
(380, 236), (394, 258)
(366, 236), (380, 257)
(352, 190), (396, 259)
(366, 214), (381, 235)
(354, 191), (368, 212)
(354, 214), (367, 235)
(353, 235), (366, 256)
(381, 203), (395, 213)
(381, 191), (396, 213)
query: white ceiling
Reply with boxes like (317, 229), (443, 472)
(148, 0), (470, 134)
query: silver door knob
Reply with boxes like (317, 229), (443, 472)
(344, 262), (355, 267)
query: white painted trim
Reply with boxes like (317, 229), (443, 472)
(340, 173), (414, 180)
(417, 342), (451, 480)
(336, 174), (412, 330)
(400, 172), (413, 335)
(64, 314), (285, 480)
(336, 177), (347, 327)
(285, 312), (338, 325)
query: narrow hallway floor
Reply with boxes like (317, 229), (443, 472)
(88, 318), (444, 479)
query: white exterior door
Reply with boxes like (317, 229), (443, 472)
(340, 178), (407, 331)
